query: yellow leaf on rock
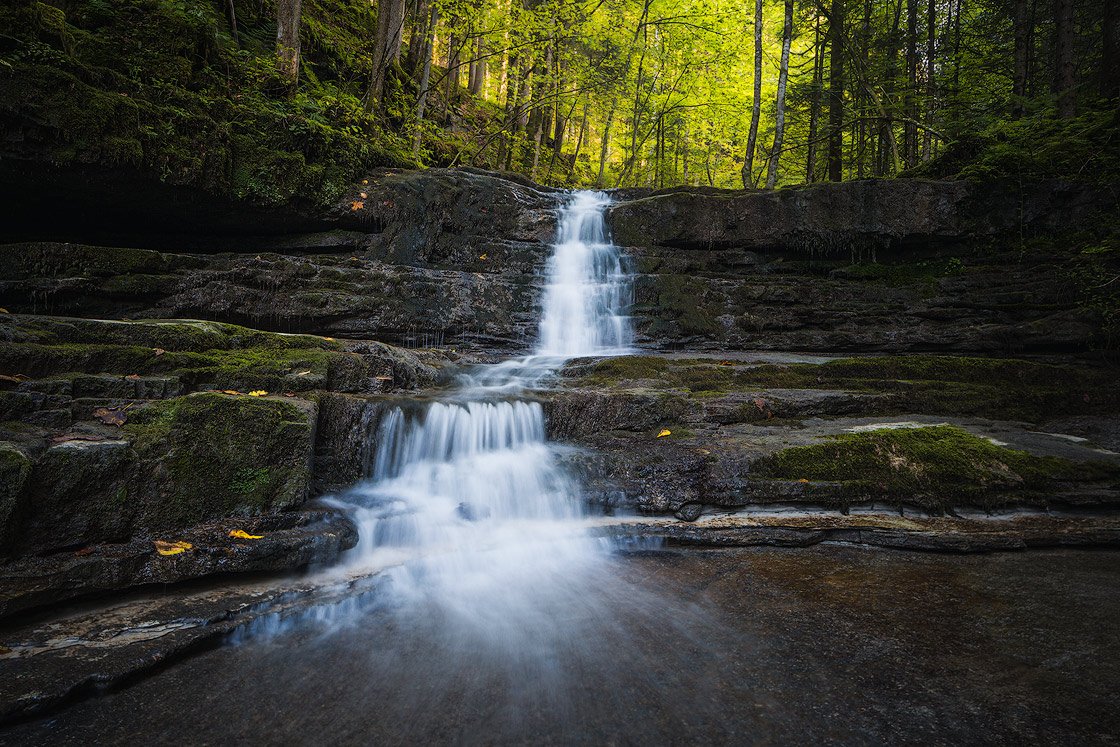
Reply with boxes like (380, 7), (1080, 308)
(248, 390), (268, 397)
(229, 529), (264, 540)
(154, 540), (192, 556)
(350, 200), (365, 211)
(657, 429), (672, 438)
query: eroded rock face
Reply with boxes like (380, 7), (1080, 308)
(2, 169), (1115, 354)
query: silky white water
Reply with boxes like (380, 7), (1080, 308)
(328, 191), (632, 638)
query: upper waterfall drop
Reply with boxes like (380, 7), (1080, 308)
(536, 191), (632, 358)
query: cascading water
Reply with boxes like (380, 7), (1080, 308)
(326, 191), (632, 637)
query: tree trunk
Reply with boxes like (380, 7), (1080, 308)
(275, 0), (301, 88)
(807, 13), (823, 182)
(827, 0), (845, 181)
(412, 4), (438, 158)
(922, 0), (935, 159)
(766, 0), (794, 188)
(226, 0), (238, 44)
(1104, 0), (1120, 100)
(368, 0), (407, 109)
(469, 37), (486, 95)
(1053, 0), (1076, 118)
(742, 0), (764, 188)
(904, 0), (917, 166)
(596, 105), (615, 187)
(1012, 0), (1030, 112)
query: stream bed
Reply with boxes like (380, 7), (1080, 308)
(4, 545), (1119, 744)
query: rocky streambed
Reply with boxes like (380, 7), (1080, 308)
(1, 167), (1119, 737)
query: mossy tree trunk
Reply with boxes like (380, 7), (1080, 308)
(275, 0), (302, 88)
(369, 0), (407, 109)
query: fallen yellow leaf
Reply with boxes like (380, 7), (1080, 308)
(229, 529), (264, 540)
(360, 192), (368, 199)
(657, 429), (672, 438)
(153, 540), (192, 556)
(248, 390), (268, 397)
(479, 253), (488, 260)
(221, 389), (241, 395)
(350, 200), (365, 211)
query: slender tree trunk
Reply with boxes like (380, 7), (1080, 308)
(569, 100), (589, 178)
(766, 0), (794, 188)
(226, 0), (239, 44)
(275, 0), (301, 88)
(1104, 0), (1120, 99)
(827, 0), (845, 181)
(742, 0), (764, 188)
(469, 37), (486, 95)
(596, 105), (616, 187)
(807, 13), (823, 182)
(904, 0), (917, 166)
(1012, 0), (1030, 113)
(922, 0), (935, 159)
(413, 4), (438, 158)
(1053, 0), (1076, 118)
(368, 0), (407, 108)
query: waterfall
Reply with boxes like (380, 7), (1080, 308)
(537, 190), (632, 357)
(328, 191), (632, 631)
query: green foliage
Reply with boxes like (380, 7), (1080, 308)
(0, 0), (417, 206)
(913, 109), (1120, 183)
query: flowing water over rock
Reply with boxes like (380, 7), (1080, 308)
(318, 190), (633, 637)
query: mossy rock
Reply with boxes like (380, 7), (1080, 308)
(753, 425), (1118, 511)
(0, 442), (32, 551)
(124, 392), (314, 531)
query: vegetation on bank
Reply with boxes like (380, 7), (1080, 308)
(2, 0), (1118, 201)
(0, 316), (374, 401)
(575, 354), (1120, 423)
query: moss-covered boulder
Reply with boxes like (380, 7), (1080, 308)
(125, 392), (314, 530)
(752, 425), (1120, 511)
(0, 442), (32, 548)
(4, 392), (315, 556)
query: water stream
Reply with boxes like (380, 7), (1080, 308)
(319, 190), (633, 637)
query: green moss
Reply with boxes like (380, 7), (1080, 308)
(582, 355), (669, 383)
(124, 392), (312, 528)
(754, 425), (1116, 509)
(0, 442), (32, 550)
(0, 316), (358, 393)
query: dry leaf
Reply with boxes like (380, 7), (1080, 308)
(479, 253), (488, 260)
(229, 529), (264, 540)
(152, 348), (166, 356)
(93, 407), (128, 426)
(0, 308), (9, 314)
(153, 540), (192, 556)
(221, 390), (240, 395)
(296, 370), (312, 376)
(248, 390), (268, 397)
(0, 373), (29, 383)
(657, 429), (672, 438)
(361, 179), (369, 185)
(359, 192), (368, 199)
(798, 478), (810, 484)
(350, 200), (365, 211)
(374, 375), (392, 381)
(125, 374), (141, 381)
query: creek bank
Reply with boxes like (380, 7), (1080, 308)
(0, 314), (456, 616)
